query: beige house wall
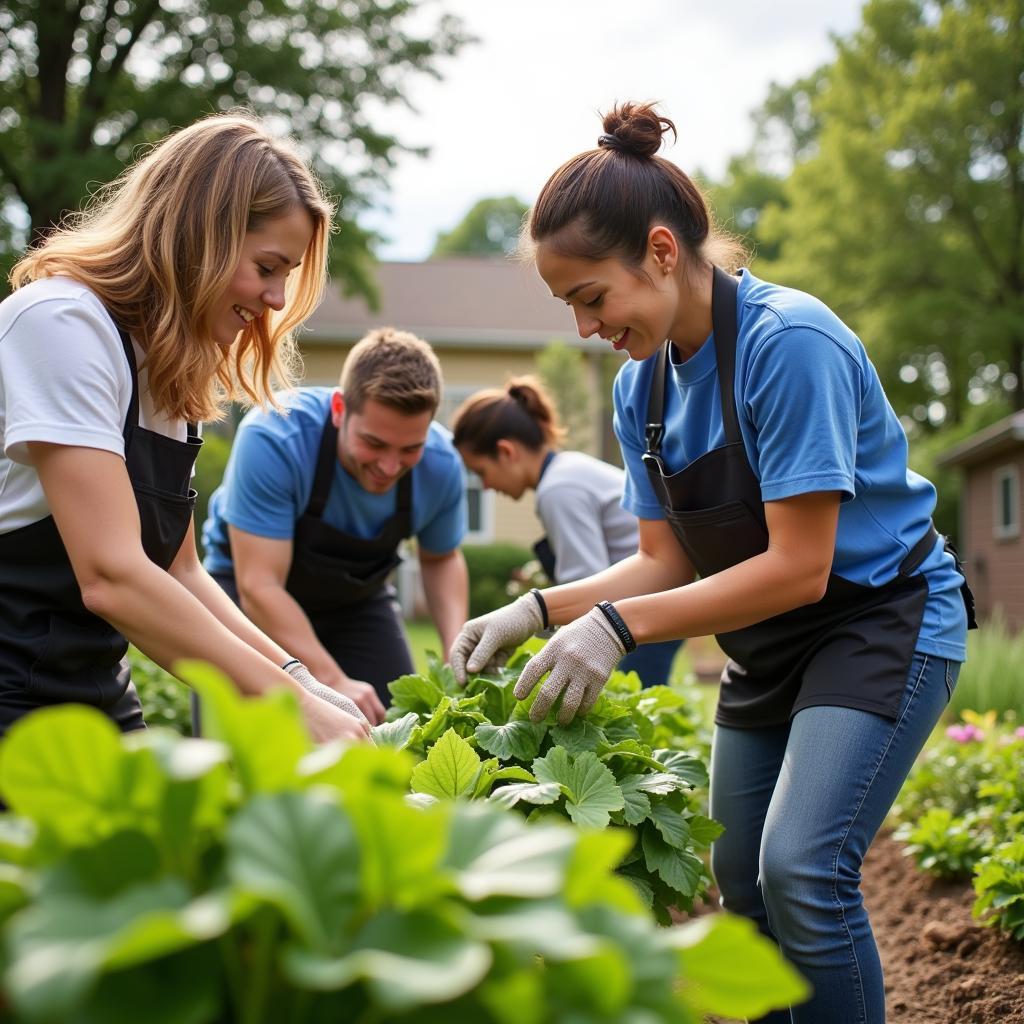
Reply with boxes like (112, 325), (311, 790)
(299, 339), (605, 549)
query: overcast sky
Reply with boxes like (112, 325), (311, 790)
(360, 0), (866, 261)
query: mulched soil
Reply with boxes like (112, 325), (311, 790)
(695, 829), (1024, 1023)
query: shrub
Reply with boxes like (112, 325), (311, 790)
(129, 647), (192, 734)
(377, 645), (716, 923)
(949, 610), (1024, 720)
(0, 664), (808, 1023)
(462, 543), (533, 618)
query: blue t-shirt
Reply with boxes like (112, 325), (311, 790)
(202, 387), (466, 574)
(613, 270), (966, 663)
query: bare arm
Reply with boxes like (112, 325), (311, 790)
(28, 443), (368, 742)
(229, 524), (385, 723)
(418, 547), (469, 654)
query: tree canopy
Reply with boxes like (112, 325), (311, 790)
(752, 0), (1023, 422)
(0, 0), (471, 298)
(431, 195), (529, 258)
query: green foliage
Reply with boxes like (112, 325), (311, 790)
(0, 1), (471, 298)
(704, 153), (789, 265)
(537, 341), (593, 452)
(192, 428), (232, 558)
(949, 610), (1024, 720)
(0, 663), (808, 1022)
(431, 195), (529, 258)
(462, 543), (534, 618)
(378, 648), (719, 923)
(892, 714), (1024, 937)
(973, 835), (1024, 940)
(129, 648), (192, 735)
(755, 0), (1024, 421)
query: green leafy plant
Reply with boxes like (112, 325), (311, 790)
(973, 836), (1024, 941)
(0, 663), (808, 1023)
(128, 647), (192, 734)
(376, 646), (719, 923)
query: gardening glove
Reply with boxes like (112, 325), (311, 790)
(449, 592), (545, 685)
(513, 605), (628, 725)
(284, 660), (370, 728)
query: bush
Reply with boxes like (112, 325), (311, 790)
(192, 428), (232, 558)
(129, 647), (192, 734)
(0, 665), (808, 1023)
(462, 543), (533, 618)
(949, 610), (1024, 720)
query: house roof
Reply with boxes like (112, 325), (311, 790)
(303, 258), (584, 350)
(936, 410), (1024, 469)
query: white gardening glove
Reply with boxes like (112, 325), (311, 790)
(513, 606), (627, 725)
(284, 660), (371, 731)
(449, 592), (545, 685)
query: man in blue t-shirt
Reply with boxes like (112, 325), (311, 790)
(203, 328), (468, 722)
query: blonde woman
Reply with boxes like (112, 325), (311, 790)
(0, 113), (369, 743)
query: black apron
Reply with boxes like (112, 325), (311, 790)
(531, 451), (558, 581)
(642, 268), (972, 728)
(283, 415), (412, 622)
(0, 324), (201, 735)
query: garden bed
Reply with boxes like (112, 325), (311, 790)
(862, 829), (1024, 1024)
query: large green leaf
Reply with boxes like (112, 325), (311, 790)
(478, 968), (546, 1024)
(487, 781), (562, 810)
(178, 661), (311, 794)
(533, 748), (624, 830)
(641, 828), (704, 900)
(549, 719), (608, 754)
(410, 729), (482, 800)
(562, 830), (642, 914)
(670, 913), (810, 1018)
(5, 879), (234, 1019)
(466, 899), (599, 960)
(227, 791), (360, 950)
(284, 908), (491, 1009)
(687, 814), (726, 848)
(298, 741), (413, 797)
(0, 707), (132, 846)
(652, 750), (709, 789)
(443, 803), (575, 900)
(617, 775), (653, 826)
(387, 673), (445, 716)
(648, 801), (692, 850)
(371, 711), (420, 749)
(475, 720), (545, 762)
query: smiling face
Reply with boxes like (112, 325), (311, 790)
(535, 225), (713, 361)
(333, 393), (433, 495)
(212, 206), (315, 350)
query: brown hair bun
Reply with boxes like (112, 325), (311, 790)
(598, 101), (677, 160)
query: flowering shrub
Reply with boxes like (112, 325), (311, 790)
(892, 711), (1024, 941)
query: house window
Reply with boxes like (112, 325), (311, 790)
(437, 385), (494, 542)
(993, 465), (1020, 540)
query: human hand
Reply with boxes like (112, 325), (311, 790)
(513, 606), (627, 724)
(332, 676), (386, 726)
(449, 592), (545, 685)
(284, 660), (372, 741)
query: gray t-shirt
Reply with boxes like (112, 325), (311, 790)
(534, 450), (639, 583)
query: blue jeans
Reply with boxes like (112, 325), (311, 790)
(709, 652), (959, 1023)
(619, 638), (683, 688)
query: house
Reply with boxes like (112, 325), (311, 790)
(300, 257), (617, 549)
(937, 411), (1024, 629)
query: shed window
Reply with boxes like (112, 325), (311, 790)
(993, 465), (1020, 540)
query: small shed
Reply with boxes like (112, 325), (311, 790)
(937, 411), (1024, 629)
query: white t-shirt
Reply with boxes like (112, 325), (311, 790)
(535, 450), (639, 584)
(0, 277), (188, 535)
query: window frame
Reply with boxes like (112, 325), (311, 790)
(992, 463), (1020, 541)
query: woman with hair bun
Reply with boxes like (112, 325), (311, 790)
(450, 101), (973, 1022)
(451, 375), (682, 687)
(0, 112), (369, 744)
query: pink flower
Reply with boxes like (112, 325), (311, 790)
(1015, 726), (1024, 741)
(946, 723), (985, 743)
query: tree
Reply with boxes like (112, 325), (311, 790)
(704, 154), (789, 266)
(431, 195), (529, 258)
(536, 341), (592, 452)
(755, 0), (1024, 423)
(0, 0), (471, 298)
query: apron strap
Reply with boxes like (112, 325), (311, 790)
(711, 266), (742, 446)
(306, 415), (339, 519)
(394, 467), (413, 537)
(115, 326), (141, 448)
(898, 522), (939, 577)
(644, 344), (669, 456)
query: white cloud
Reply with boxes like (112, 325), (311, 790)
(363, 0), (864, 259)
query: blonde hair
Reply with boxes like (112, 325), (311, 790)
(340, 327), (442, 415)
(11, 111), (334, 422)
(452, 375), (566, 455)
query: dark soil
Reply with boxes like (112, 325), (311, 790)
(696, 829), (1024, 1023)
(862, 830), (1024, 1023)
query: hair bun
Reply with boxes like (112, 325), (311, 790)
(597, 101), (676, 159)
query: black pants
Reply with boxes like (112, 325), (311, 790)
(208, 571), (414, 708)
